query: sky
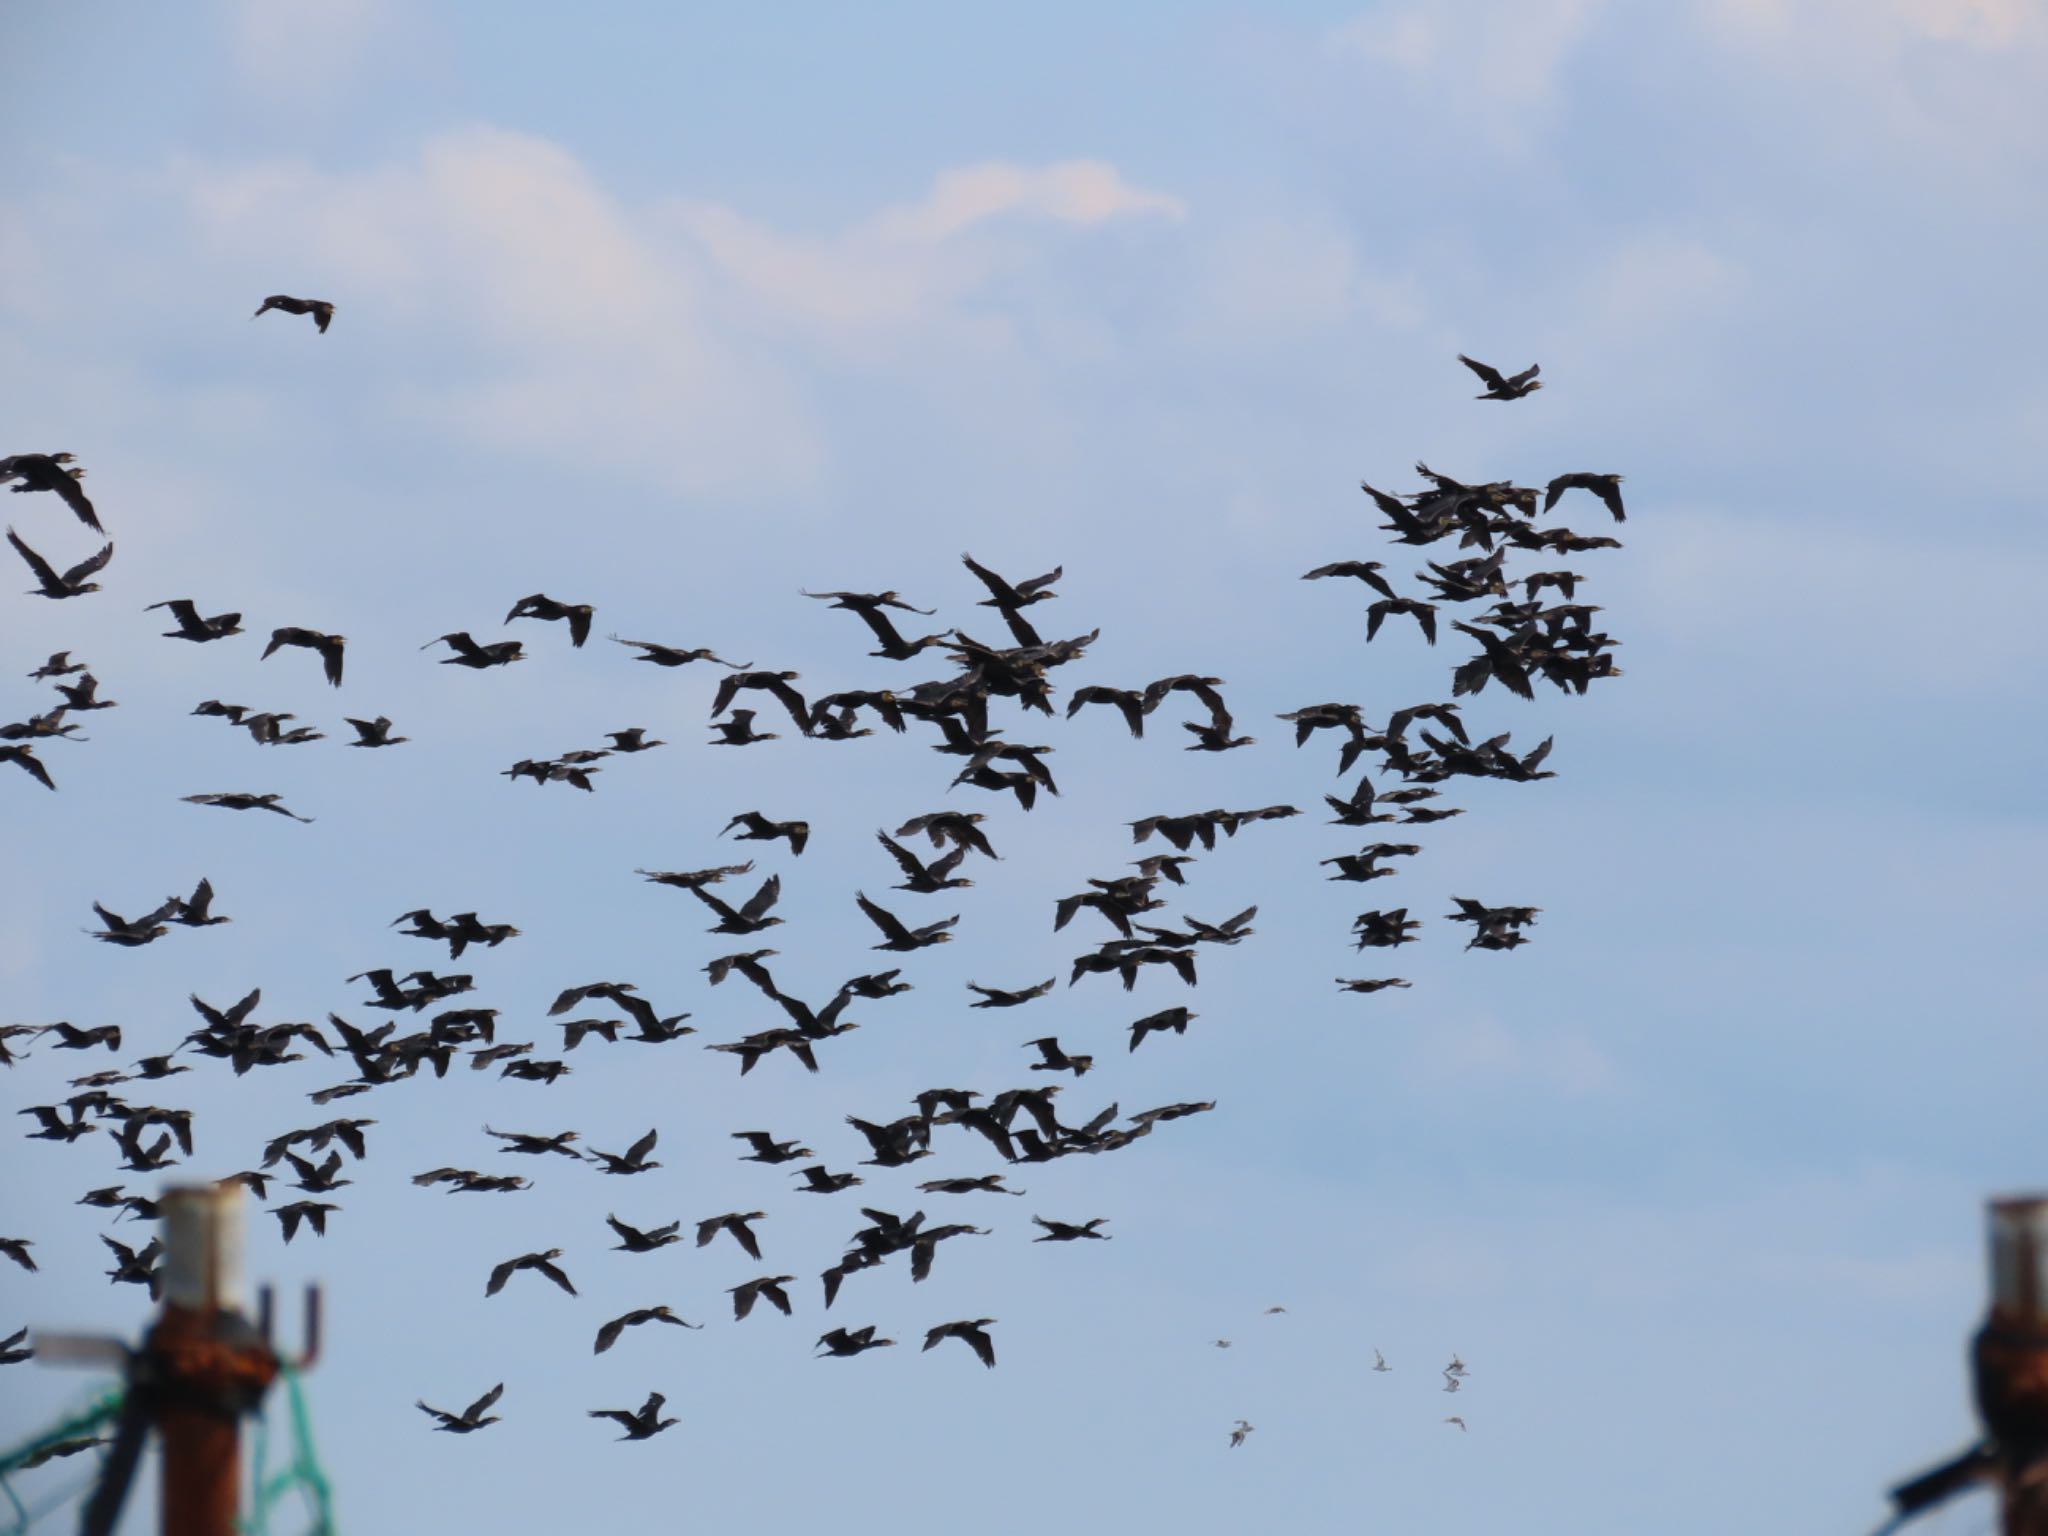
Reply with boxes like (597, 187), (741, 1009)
(1, 1), (2044, 1532)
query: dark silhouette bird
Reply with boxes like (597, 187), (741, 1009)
(1456, 353), (1542, 399)
(1367, 597), (1438, 645)
(1, 453), (101, 533)
(589, 1393), (676, 1441)
(793, 1164), (862, 1194)
(605, 1215), (682, 1254)
(418, 1384), (503, 1433)
(486, 1249), (576, 1297)
(163, 877), (231, 928)
(484, 1126), (581, 1158)
(732, 1131), (812, 1164)
(261, 627), (345, 687)
(0, 1239), (35, 1273)
(962, 554), (1060, 615)
(687, 874), (784, 936)
(1, 743), (56, 790)
(587, 1128), (661, 1175)
(710, 671), (812, 734)
(1128, 1007), (1196, 1052)
(1066, 685), (1149, 738)
(877, 832), (974, 893)
(1544, 471), (1625, 521)
(27, 650), (86, 680)
(920, 1174), (1026, 1197)
(722, 810), (809, 856)
(854, 892), (958, 952)
(1337, 977), (1412, 994)
(967, 978), (1055, 1009)
(817, 1325), (895, 1357)
(88, 899), (177, 947)
(149, 599), (242, 642)
(273, 1201), (338, 1243)
(9, 528), (112, 598)
(728, 1275), (796, 1321)
(1353, 908), (1423, 948)
(344, 716), (408, 748)
(1033, 1216), (1111, 1242)
(595, 1307), (701, 1354)
(1023, 1037), (1093, 1076)
(0, 1326), (31, 1365)
(610, 636), (750, 668)
(1302, 560), (1397, 599)
(895, 810), (998, 862)
(43, 1022), (123, 1052)
(53, 673), (115, 713)
(253, 295), (334, 332)
(696, 1212), (767, 1261)
(605, 727), (664, 753)
(425, 633), (523, 669)
(102, 1235), (163, 1297)
(707, 708), (778, 746)
(923, 1318), (997, 1369)
(504, 593), (594, 647)
(1230, 1419), (1255, 1448)
(803, 589), (950, 660)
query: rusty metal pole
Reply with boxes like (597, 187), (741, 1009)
(1975, 1195), (2048, 1536)
(149, 1183), (277, 1536)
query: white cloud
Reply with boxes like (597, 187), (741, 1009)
(223, 0), (396, 98)
(150, 131), (1188, 497)
(1708, 0), (2040, 48)
(669, 159), (1184, 336)
(1325, 0), (1608, 147)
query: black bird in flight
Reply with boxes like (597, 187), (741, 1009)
(1, 745), (56, 791)
(727, 1275), (797, 1321)
(253, 295), (334, 332)
(1033, 1216), (1111, 1242)
(793, 1164), (862, 1194)
(1302, 560), (1396, 600)
(1024, 1037), (1093, 1076)
(854, 892), (958, 952)
(149, 599), (242, 642)
(586, 1128), (661, 1176)
(710, 671), (813, 734)
(425, 633), (524, 669)
(696, 1212), (767, 1261)
(589, 1392), (676, 1441)
(273, 1201), (339, 1243)
(485, 1249), (577, 1297)
(923, 1318), (997, 1369)
(504, 593), (594, 647)
(594, 1307), (701, 1354)
(1337, 978), (1411, 994)
(610, 636), (750, 668)
(1, 452), (101, 533)
(418, 1383), (503, 1433)
(1456, 353), (1542, 400)
(877, 832), (974, 894)
(182, 792), (314, 823)
(27, 650), (86, 680)
(263, 627), (346, 687)
(605, 1215), (683, 1254)
(722, 811), (809, 856)
(732, 1131), (812, 1164)
(9, 529), (112, 598)
(967, 978), (1055, 1009)
(688, 874), (785, 936)
(817, 1326), (895, 1357)
(1544, 472), (1626, 522)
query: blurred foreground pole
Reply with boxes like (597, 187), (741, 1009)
(1881, 1196), (2048, 1534)
(60, 1180), (320, 1536)
(1977, 1196), (2048, 1536)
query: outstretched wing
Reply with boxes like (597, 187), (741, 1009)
(854, 892), (909, 944)
(1456, 353), (1507, 390)
(737, 875), (782, 923)
(463, 1383), (505, 1421)
(6, 529), (61, 590)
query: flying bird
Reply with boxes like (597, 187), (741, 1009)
(594, 1307), (702, 1355)
(923, 1318), (997, 1369)
(588, 1393), (676, 1441)
(1, 452), (101, 533)
(182, 793), (313, 823)
(504, 594), (594, 647)
(485, 1249), (577, 1297)
(149, 599), (242, 642)
(417, 1384), (503, 1433)
(9, 528), (112, 598)
(262, 627), (345, 687)
(425, 633), (524, 669)
(1456, 353), (1542, 400)
(610, 637), (750, 668)
(1545, 471), (1626, 521)
(253, 295), (335, 332)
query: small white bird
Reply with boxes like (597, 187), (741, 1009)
(1445, 1416), (1467, 1431)
(1372, 1349), (1391, 1372)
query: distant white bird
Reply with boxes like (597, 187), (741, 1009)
(1372, 1349), (1390, 1372)
(1445, 1416), (1466, 1432)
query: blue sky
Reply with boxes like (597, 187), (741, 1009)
(2, 1), (2044, 1532)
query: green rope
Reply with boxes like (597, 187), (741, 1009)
(0, 1386), (123, 1536)
(240, 1365), (334, 1536)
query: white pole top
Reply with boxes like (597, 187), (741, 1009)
(1988, 1195), (2048, 1328)
(159, 1181), (247, 1314)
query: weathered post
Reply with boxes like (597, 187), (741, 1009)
(1977, 1196), (2048, 1536)
(151, 1182), (275, 1536)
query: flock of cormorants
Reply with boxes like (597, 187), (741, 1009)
(2, 311), (1633, 1455)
